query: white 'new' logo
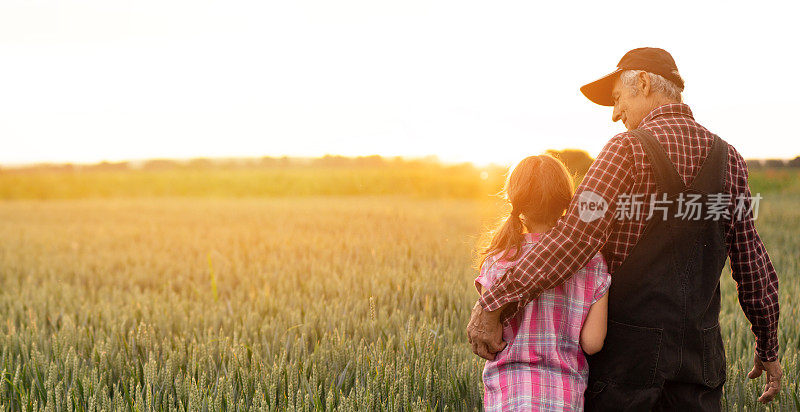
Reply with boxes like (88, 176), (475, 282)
(577, 190), (608, 223)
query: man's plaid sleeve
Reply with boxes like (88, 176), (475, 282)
(726, 148), (780, 362)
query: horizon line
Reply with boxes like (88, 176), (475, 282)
(2, 151), (799, 170)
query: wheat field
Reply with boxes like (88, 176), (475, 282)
(0, 168), (798, 410)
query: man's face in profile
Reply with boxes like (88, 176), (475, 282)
(611, 74), (650, 130)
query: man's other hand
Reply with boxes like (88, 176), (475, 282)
(466, 300), (506, 360)
(748, 351), (782, 404)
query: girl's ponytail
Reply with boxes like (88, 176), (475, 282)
(488, 208), (526, 264)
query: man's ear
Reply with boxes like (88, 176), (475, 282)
(638, 71), (651, 96)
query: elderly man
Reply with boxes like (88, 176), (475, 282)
(467, 47), (782, 410)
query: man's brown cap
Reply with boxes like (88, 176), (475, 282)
(580, 47), (684, 106)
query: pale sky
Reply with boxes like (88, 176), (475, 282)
(1, 0), (798, 166)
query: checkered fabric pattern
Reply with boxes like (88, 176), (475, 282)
(476, 233), (611, 411)
(478, 103), (779, 362)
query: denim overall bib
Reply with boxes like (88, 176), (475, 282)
(585, 129), (729, 411)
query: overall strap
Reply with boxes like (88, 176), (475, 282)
(630, 128), (686, 194)
(687, 134), (728, 193)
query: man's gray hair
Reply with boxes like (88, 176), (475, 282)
(620, 70), (682, 102)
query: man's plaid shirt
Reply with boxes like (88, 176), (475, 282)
(479, 103), (780, 362)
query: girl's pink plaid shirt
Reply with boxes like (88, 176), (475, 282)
(476, 233), (611, 411)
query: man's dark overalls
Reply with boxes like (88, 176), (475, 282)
(585, 129), (729, 411)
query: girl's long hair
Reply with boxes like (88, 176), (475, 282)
(477, 154), (574, 269)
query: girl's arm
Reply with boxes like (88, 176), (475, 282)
(580, 290), (608, 355)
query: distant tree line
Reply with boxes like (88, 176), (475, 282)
(2, 153), (799, 174)
(747, 156), (800, 169)
(545, 149), (595, 177)
(0, 155), (461, 173)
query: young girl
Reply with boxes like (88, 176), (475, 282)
(475, 154), (611, 411)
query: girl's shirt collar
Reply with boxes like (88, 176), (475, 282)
(524, 232), (543, 243)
